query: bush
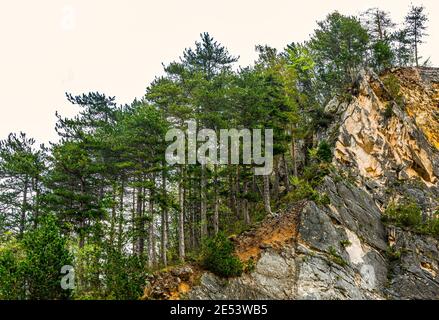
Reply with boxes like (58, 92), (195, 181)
(328, 246), (347, 267)
(418, 212), (439, 237)
(72, 242), (148, 300)
(303, 163), (332, 188)
(0, 239), (26, 299)
(286, 177), (319, 202)
(202, 232), (243, 278)
(382, 74), (404, 106)
(382, 203), (439, 237)
(22, 215), (73, 300)
(316, 140), (333, 163)
(284, 177), (331, 206)
(0, 215), (72, 300)
(386, 246), (402, 262)
(102, 248), (148, 300)
(372, 40), (394, 71)
(383, 202), (422, 228)
(383, 103), (393, 120)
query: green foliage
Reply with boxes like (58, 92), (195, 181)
(22, 215), (72, 299)
(0, 215), (72, 300)
(383, 202), (423, 228)
(303, 162), (332, 188)
(416, 212), (439, 237)
(284, 176), (330, 206)
(382, 74), (404, 106)
(244, 258), (256, 273)
(101, 248), (148, 300)
(316, 140), (333, 163)
(383, 103), (394, 120)
(340, 240), (352, 248)
(72, 242), (148, 300)
(383, 202), (439, 238)
(372, 40), (394, 71)
(285, 177), (320, 203)
(201, 232), (243, 278)
(405, 5), (428, 66)
(392, 29), (413, 66)
(328, 246), (348, 267)
(310, 11), (369, 98)
(386, 246), (402, 261)
(0, 238), (26, 299)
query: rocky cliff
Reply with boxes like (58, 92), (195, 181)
(147, 68), (439, 300)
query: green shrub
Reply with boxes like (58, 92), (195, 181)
(316, 140), (333, 163)
(316, 193), (331, 206)
(383, 103), (393, 120)
(284, 177), (331, 207)
(22, 215), (72, 300)
(383, 203), (439, 238)
(340, 240), (352, 248)
(418, 213), (439, 237)
(202, 232), (243, 278)
(382, 74), (404, 106)
(302, 163), (332, 188)
(244, 258), (256, 273)
(372, 40), (394, 71)
(328, 246), (347, 267)
(383, 202), (422, 228)
(0, 239), (26, 299)
(386, 246), (402, 261)
(286, 177), (319, 202)
(0, 215), (72, 300)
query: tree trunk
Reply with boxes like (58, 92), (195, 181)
(200, 163), (208, 239)
(243, 182), (250, 225)
(110, 186), (117, 247)
(33, 176), (40, 229)
(161, 168), (168, 267)
(20, 176), (28, 236)
(414, 24), (419, 67)
(213, 164), (219, 235)
(235, 166), (241, 219)
(273, 157), (280, 200)
(282, 153), (290, 191)
(290, 125), (298, 177)
(263, 175), (273, 215)
(132, 186), (136, 254)
(117, 179), (124, 252)
(178, 165), (185, 261)
(147, 189), (155, 269)
(137, 186), (144, 256)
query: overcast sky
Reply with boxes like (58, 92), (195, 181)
(1, 0), (437, 144)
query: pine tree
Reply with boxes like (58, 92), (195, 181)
(309, 12), (369, 98)
(405, 5), (428, 67)
(0, 133), (45, 235)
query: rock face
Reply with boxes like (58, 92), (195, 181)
(187, 68), (439, 300)
(189, 177), (389, 300)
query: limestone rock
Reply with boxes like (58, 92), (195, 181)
(172, 68), (439, 300)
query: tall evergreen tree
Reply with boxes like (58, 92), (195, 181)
(405, 5), (428, 67)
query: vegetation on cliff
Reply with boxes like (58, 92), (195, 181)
(0, 5), (437, 300)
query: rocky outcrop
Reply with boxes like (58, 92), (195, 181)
(332, 68), (439, 188)
(386, 227), (439, 299)
(189, 177), (389, 300)
(166, 68), (439, 300)
(142, 266), (197, 300)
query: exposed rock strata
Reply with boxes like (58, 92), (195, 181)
(158, 68), (439, 300)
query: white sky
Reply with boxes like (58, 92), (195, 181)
(0, 0), (437, 144)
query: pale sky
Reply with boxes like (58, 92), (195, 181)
(1, 0), (437, 144)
